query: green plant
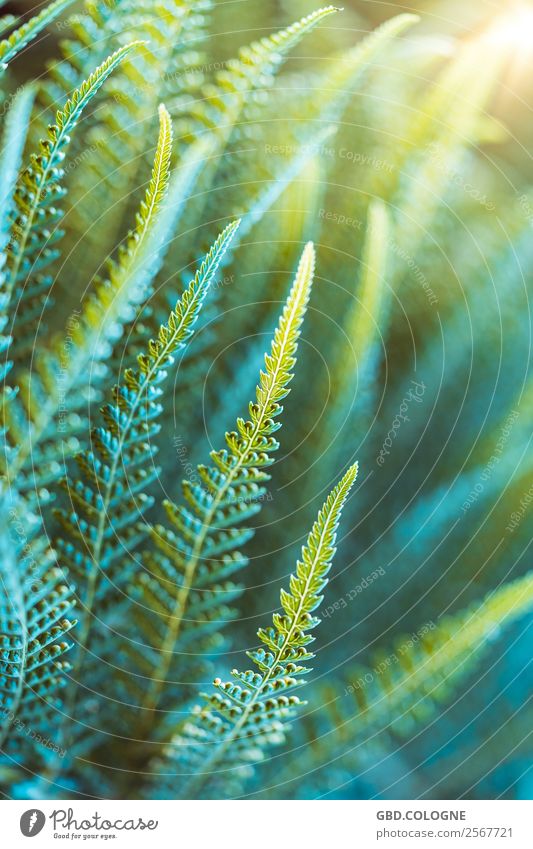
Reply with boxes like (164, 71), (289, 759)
(0, 0), (531, 801)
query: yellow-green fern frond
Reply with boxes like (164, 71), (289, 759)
(0, 0), (74, 73)
(126, 243), (316, 737)
(187, 6), (340, 145)
(158, 462), (358, 799)
(4, 41), (142, 357)
(3, 102), (174, 487)
(317, 13), (419, 121)
(345, 571), (533, 736)
(0, 86), (35, 382)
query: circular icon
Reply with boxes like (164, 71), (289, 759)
(20, 810), (46, 837)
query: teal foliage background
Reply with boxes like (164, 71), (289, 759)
(0, 0), (531, 800)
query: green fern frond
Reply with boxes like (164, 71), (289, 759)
(130, 243), (316, 731)
(157, 462), (358, 799)
(307, 200), (391, 493)
(169, 130), (334, 442)
(0, 86), (35, 248)
(54, 220), (239, 655)
(3, 40), (142, 365)
(31, 0), (127, 140)
(346, 199), (392, 366)
(0, 85), (35, 382)
(0, 0), (74, 73)
(316, 13), (419, 122)
(0, 490), (76, 756)
(62, 0), (211, 284)
(177, 7), (340, 242)
(347, 572), (533, 735)
(271, 570), (533, 798)
(393, 32), (509, 263)
(2, 101), (173, 491)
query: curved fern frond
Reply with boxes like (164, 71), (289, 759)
(0, 490), (76, 762)
(177, 6), (340, 243)
(306, 200), (391, 495)
(316, 13), (419, 123)
(0, 85), (35, 382)
(3, 40), (142, 364)
(271, 570), (533, 799)
(131, 243), (316, 733)
(156, 462), (358, 799)
(2, 102), (173, 492)
(0, 0), (74, 73)
(54, 220), (239, 667)
(0, 15), (18, 40)
(349, 571), (533, 736)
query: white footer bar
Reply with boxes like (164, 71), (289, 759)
(2, 799), (531, 848)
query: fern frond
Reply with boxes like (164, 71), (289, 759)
(0, 85), (35, 382)
(157, 462), (358, 799)
(3, 40), (142, 365)
(270, 571), (533, 798)
(0, 15), (17, 40)
(2, 102), (173, 492)
(0, 490), (76, 763)
(62, 0), (211, 284)
(348, 572), (533, 735)
(53, 220), (239, 676)
(188, 6), (340, 139)
(0, 0), (74, 73)
(393, 30), (509, 265)
(30, 0), (127, 141)
(316, 13), (419, 122)
(130, 243), (316, 731)
(306, 200), (391, 495)
(0, 86), (35, 251)
(175, 7), (340, 246)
